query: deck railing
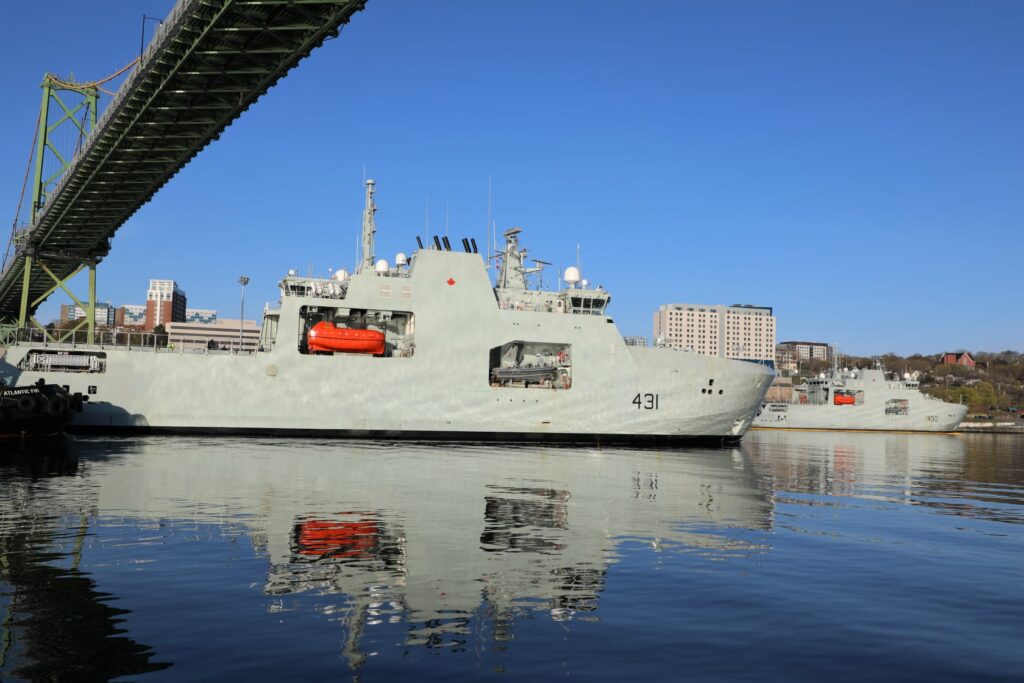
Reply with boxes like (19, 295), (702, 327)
(0, 326), (261, 355)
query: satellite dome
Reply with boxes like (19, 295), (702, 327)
(563, 266), (580, 285)
(374, 259), (389, 273)
(395, 252), (408, 266)
(287, 268), (297, 277)
(581, 279), (589, 289)
(333, 268), (349, 281)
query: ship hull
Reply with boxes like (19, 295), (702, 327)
(752, 393), (967, 433)
(1, 345), (772, 442)
(0, 252), (774, 442)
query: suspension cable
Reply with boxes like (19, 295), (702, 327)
(47, 57), (140, 91)
(3, 110), (42, 271)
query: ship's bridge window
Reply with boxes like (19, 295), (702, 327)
(298, 306), (415, 358)
(566, 294), (610, 315)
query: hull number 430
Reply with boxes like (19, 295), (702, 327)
(632, 393), (659, 410)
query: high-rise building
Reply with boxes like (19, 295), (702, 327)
(145, 279), (187, 330)
(653, 303), (776, 362)
(185, 308), (218, 324)
(117, 304), (147, 328)
(59, 302), (115, 326)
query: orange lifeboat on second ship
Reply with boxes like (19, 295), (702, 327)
(307, 322), (385, 355)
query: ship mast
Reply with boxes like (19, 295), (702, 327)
(359, 178), (377, 273)
(497, 227), (543, 290)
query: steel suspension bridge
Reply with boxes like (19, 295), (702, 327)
(0, 0), (367, 342)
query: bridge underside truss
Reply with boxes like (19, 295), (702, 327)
(0, 0), (367, 323)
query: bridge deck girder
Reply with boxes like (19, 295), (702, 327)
(0, 0), (367, 322)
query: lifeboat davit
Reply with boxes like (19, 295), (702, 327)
(307, 322), (385, 354)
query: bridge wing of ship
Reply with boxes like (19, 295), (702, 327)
(0, 0), (367, 323)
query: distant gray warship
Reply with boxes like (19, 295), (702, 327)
(0, 180), (773, 443)
(752, 361), (966, 433)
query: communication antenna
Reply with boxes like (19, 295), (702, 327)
(424, 194), (429, 246)
(445, 200), (450, 238)
(492, 219), (498, 271)
(486, 176), (493, 270)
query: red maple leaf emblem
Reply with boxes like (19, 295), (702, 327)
(447, 278), (456, 286)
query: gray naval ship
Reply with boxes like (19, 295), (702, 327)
(0, 180), (773, 443)
(752, 360), (967, 433)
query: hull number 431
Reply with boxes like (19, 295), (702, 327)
(632, 393), (659, 410)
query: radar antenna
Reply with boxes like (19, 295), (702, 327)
(496, 227), (545, 290)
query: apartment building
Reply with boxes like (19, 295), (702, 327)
(653, 303), (775, 361)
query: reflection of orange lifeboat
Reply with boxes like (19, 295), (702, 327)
(295, 518), (379, 558)
(307, 322), (385, 354)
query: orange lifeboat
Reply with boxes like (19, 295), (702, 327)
(295, 518), (379, 558)
(834, 393), (855, 405)
(307, 322), (385, 354)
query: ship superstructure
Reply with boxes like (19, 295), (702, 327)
(0, 180), (773, 443)
(753, 360), (967, 432)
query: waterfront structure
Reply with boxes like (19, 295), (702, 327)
(653, 303), (775, 362)
(0, 180), (773, 443)
(778, 340), (831, 361)
(167, 319), (258, 352)
(764, 376), (793, 403)
(145, 279), (187, 330)
(775, 347), (798, 374)
(623, 336), (647, 347)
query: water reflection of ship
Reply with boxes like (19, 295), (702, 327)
(744, 429), (971, 492)
(739, 430), (1024, 524)
(84, 440), (774, 667)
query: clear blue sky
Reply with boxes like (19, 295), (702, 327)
(1, 0), (1021, 355)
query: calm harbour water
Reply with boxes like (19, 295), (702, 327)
(1, 431), (1021, 682)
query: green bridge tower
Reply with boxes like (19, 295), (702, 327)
(18, 73), (100, 343)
